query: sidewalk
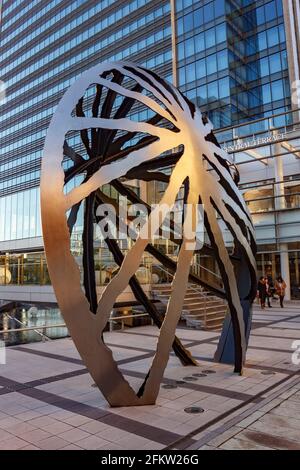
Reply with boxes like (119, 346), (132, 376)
(0, 303), (299, 450)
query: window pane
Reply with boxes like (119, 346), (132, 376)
(208, 80), (218, 102)
(271, 80), (284, 100)
(262, 83), (272, 103)
(260, 57), (269, 76)
(196, 58), (206, 79)
(186, 62), (196, 83)
(214, 0), (225, 17)
(204, 3), (214, 22)
(206, 54), (217, 75)
(195, 33), (205, 52)
(205, 28), (216, 48)
(183, 12), (193, 33)
(185, 37), (195, 57)
(219, 77), (230, 98)
(217, 50), (228, 70)
(265, 1), (276, 21)
(267, 27), (279, 47)
(269, 53), (281, 73)
(258, 31), (267, 50)
(193, 7), (203, 28)
(216, 23), (226, 43)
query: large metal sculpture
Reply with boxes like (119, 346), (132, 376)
(41, 61), (257, 407)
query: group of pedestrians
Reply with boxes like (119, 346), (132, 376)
(257, 275), (287, 309)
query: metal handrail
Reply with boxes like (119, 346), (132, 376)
(191, 261), (222, 281)
(152, 264), (223, 326)
(0, 323), (67, 334)
(0, 313), (152, 336)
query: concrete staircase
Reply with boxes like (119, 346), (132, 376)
(151, 284), (228, 331)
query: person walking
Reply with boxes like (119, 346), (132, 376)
(275, 276), (287, 308)
(265, 275), (272, 308)
(257, 276), (267, 309)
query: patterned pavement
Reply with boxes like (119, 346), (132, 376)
(0, 301), (300, 450)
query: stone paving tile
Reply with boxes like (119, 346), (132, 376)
(4, 421), (37, 437)
(26, 415), (60, 429)
(97, 426), (137, 443)
(78, 420), (111, 435)
(75, 434), (112, 450)
(206, 425), (242, 447)
(61, 444), (83, 450)
(13, 410), (43, 421)
(117, 435), (156, 450)
(100, 442), (126, 450)
(58, 427), (91, 443)
(0, 436), (30, 450)
(0, 416), (22, 429)
(19, 428), (53, 444)
(261, 412), (300, 431)
(0, 429), (13, 443)
(248, 419), (300, 444)
(20, 444), (41, 450)
(62, 414), (94, 427)
(42, 421), (74, 435)
(235, 411), (265, 428)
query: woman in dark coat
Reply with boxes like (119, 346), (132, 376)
(257, 276), (267, 309)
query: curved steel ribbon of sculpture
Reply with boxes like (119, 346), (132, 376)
(41, 61), (257, 407)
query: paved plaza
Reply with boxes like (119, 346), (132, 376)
(0, 302), (300, 450)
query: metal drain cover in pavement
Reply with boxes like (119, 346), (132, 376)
(183, 376), (198, 381)
(184, 406), (205, 414)
(202, 369), (216, 374)
(192, 373), (207, 378)
(162, 383), (177, 389)
(261, 371), (276, 375)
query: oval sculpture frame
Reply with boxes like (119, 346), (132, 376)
(41, 61), (257, 407)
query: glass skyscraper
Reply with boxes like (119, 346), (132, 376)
(176, 0), (290, 128)
(0, 0), (172, 245)
(0, 0), (300, 299)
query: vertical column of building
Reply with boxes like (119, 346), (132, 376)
(283, 0), (300, 109)
(273, 139), (291, 300)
